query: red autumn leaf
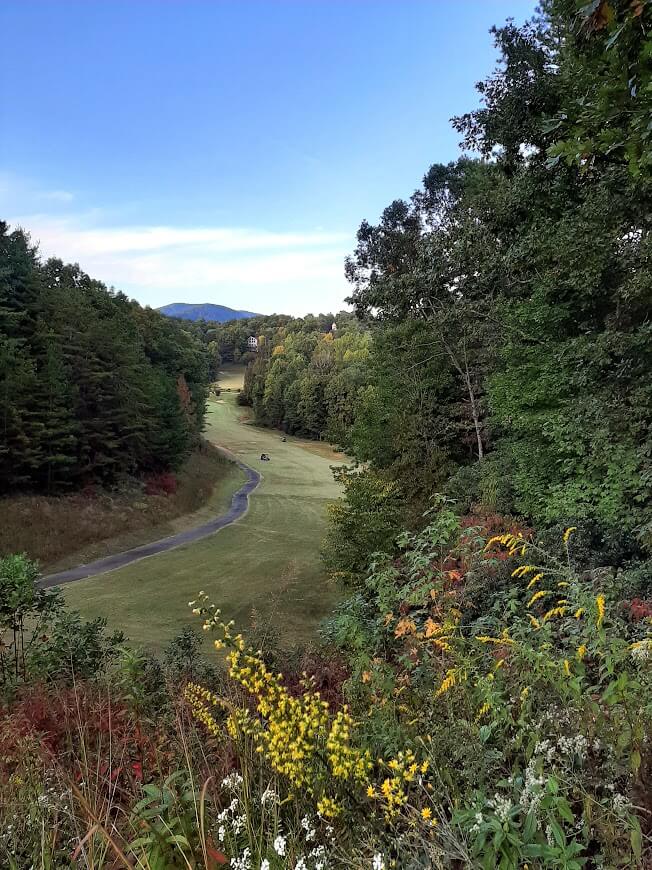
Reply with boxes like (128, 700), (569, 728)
(207, 846), (228, 865)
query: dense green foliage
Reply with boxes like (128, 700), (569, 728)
(0, 553), (123, 691)
(232, 314), (370, 444)
(547, 0), (652, 176)
(334, 2), (652, 574)
(0, 223), (209, 493)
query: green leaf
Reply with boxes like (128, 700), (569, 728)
(631, 821), (642, 860)
(631, 749), (641, 773)
(556, 798), (575, 825)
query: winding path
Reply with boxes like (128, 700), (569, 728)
(38, 454), (261, 589)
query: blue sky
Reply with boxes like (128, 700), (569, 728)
(1, 1), (536, 315)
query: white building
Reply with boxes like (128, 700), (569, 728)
(247, 335), (258, 350)
(331, 321), (337, 332)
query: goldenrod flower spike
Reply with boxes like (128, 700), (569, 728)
(476, 702), (491, 720)
(475, 633), (514, 646)
(436, 668), (457, 696)
(596, 594), (606, 628)
(512, 565), (535, 578)
(543, 606), (567, 622)
(526, 573), (544, 590)
(563, 526), (577, 544)
(527, 589), (550, 607)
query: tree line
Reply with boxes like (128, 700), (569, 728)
(0, 222), (209, 494)
(235, 314), (370, 444)
(324, 0), (652, 576)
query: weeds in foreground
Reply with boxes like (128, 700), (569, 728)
(1, 511), (651, 868)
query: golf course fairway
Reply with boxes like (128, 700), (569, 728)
(63, 388), (345, 650)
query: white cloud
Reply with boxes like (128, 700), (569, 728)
(7, 212), (352, 316)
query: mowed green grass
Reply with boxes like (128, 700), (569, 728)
(63, 389), (344, 651)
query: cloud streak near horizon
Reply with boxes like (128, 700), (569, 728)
(1, 175), (352, 315)
(7, 212), (352, 315)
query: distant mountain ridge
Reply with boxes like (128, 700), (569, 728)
(158, 302), (260, 322)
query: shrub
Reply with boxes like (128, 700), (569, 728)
(144, 471), (178, 495)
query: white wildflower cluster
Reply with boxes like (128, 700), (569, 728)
(612, 792), (630, 814)
(301, 814), (317, 842)
(541, 706), (571, 728)
(469, 811), (484, 835)
(532, 739), (556, 765)
(557, 734), (588, 761)
(631, 641), (651, 661)
(1, 778), (76, 860)
(222, 772), (244, 791)
(533, 732), (589, 767)
(267, 828), (328, 869)
(216, 783), (330, 869)
(487, 792), (513, 823)
(230, 847), (251, 870)
(309, 844), (327, 869)
(274, 835), (287, 856)
(216, 795), (245, 843)
(372, 854), (385, 870)
(260, 785), (277, 806)
(521, 758), (547, 814)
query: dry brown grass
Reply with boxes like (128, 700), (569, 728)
(0, 445), (238, 572)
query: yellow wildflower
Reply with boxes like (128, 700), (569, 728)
(577, 644), (587, 660)
(421, 806), (436, 824)
(563, 659), (571, 677)
(528, 614), (541, 630)
(527, 589), (550, 607)
(476, 634), (513, 646)
(596, 594), (606, 628)
(512, 565), (535, 578)
(476, 702), (491, 720)
(316, 796), (341, 819)
(543, 606), (567, 622)
(526, 573), (545, 590)
(574, 607), (584, 619)
(436, 668), (458, 696)
(563, 526), (577, 544)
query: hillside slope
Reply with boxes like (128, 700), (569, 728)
(158, 302), (260, 322)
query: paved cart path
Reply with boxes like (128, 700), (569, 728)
(39, 452), (261, 588)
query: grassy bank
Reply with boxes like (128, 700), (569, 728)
(0, 446), (243, 573)
(62, 391), (345, 651)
